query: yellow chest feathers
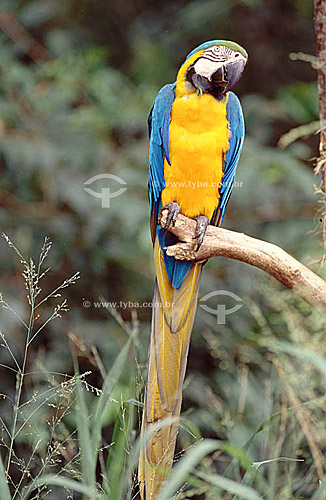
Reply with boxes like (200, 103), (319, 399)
(161, 92), (230, 219)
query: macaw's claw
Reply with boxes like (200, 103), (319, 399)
(193, 215), (209, 251)
(159, 202), (181, 230)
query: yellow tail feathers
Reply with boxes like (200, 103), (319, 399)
(138, 238), (202, 499)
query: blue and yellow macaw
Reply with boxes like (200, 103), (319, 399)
(139, 40), (248, 499)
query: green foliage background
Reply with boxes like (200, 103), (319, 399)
(0, 0), (325, 499)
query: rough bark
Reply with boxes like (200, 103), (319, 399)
(314, 0), (326, 260)
(160, 211), (326, 307)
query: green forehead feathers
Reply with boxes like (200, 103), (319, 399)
(214, 41), (248, 59)
(185, 40), (248, 62)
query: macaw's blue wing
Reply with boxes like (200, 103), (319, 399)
(148, 83), (193, 290)
(148, 84), (173, 237)
(211, 91), (245, 226)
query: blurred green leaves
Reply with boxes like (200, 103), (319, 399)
(278, 82), (319, 123)
(19, 0), (61, 28)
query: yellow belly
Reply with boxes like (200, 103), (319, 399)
(161, 92), (230, 219)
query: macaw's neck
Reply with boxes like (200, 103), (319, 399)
(175, 51), (205, 97)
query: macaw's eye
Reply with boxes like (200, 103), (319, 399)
(235, 53), (240, 57)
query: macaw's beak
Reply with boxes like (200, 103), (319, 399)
(211, 59), (246, 95)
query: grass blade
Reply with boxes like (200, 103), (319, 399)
(105, 409), (129, 499)
(252, 457), (304, 470)
(21, 475), (102, 500)
(0, 453), (11, 500)
(195, 470), (262, 500)
(91, 338), (132, 464)
(158, 439), (219, 499)
(73, 360), (97, 497)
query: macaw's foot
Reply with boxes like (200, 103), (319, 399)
(194, 215), (209, 251)
(159, 202), (181, 230)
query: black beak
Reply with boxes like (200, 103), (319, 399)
(211, 59), (245, 95)
(211, 65), (228, 89)
(225, 59), (245, 92)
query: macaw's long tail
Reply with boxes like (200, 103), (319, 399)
(138, 238), (202, 500)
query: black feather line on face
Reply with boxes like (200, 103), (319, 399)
(202, 55), (228, 62)
(186, 63), (226, 100)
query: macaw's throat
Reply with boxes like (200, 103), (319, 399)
(186, 58), (245, 99)
(186, 65), (226, 100)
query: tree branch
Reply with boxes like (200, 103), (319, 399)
(160, 211), (326, 307)
(0, 12), (51, 64)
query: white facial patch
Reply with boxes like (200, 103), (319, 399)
(193, 58), (224, 81)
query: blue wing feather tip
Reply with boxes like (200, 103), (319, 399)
(156, 226), (192, 289)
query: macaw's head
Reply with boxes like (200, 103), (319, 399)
(180, 40), (248, 99)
